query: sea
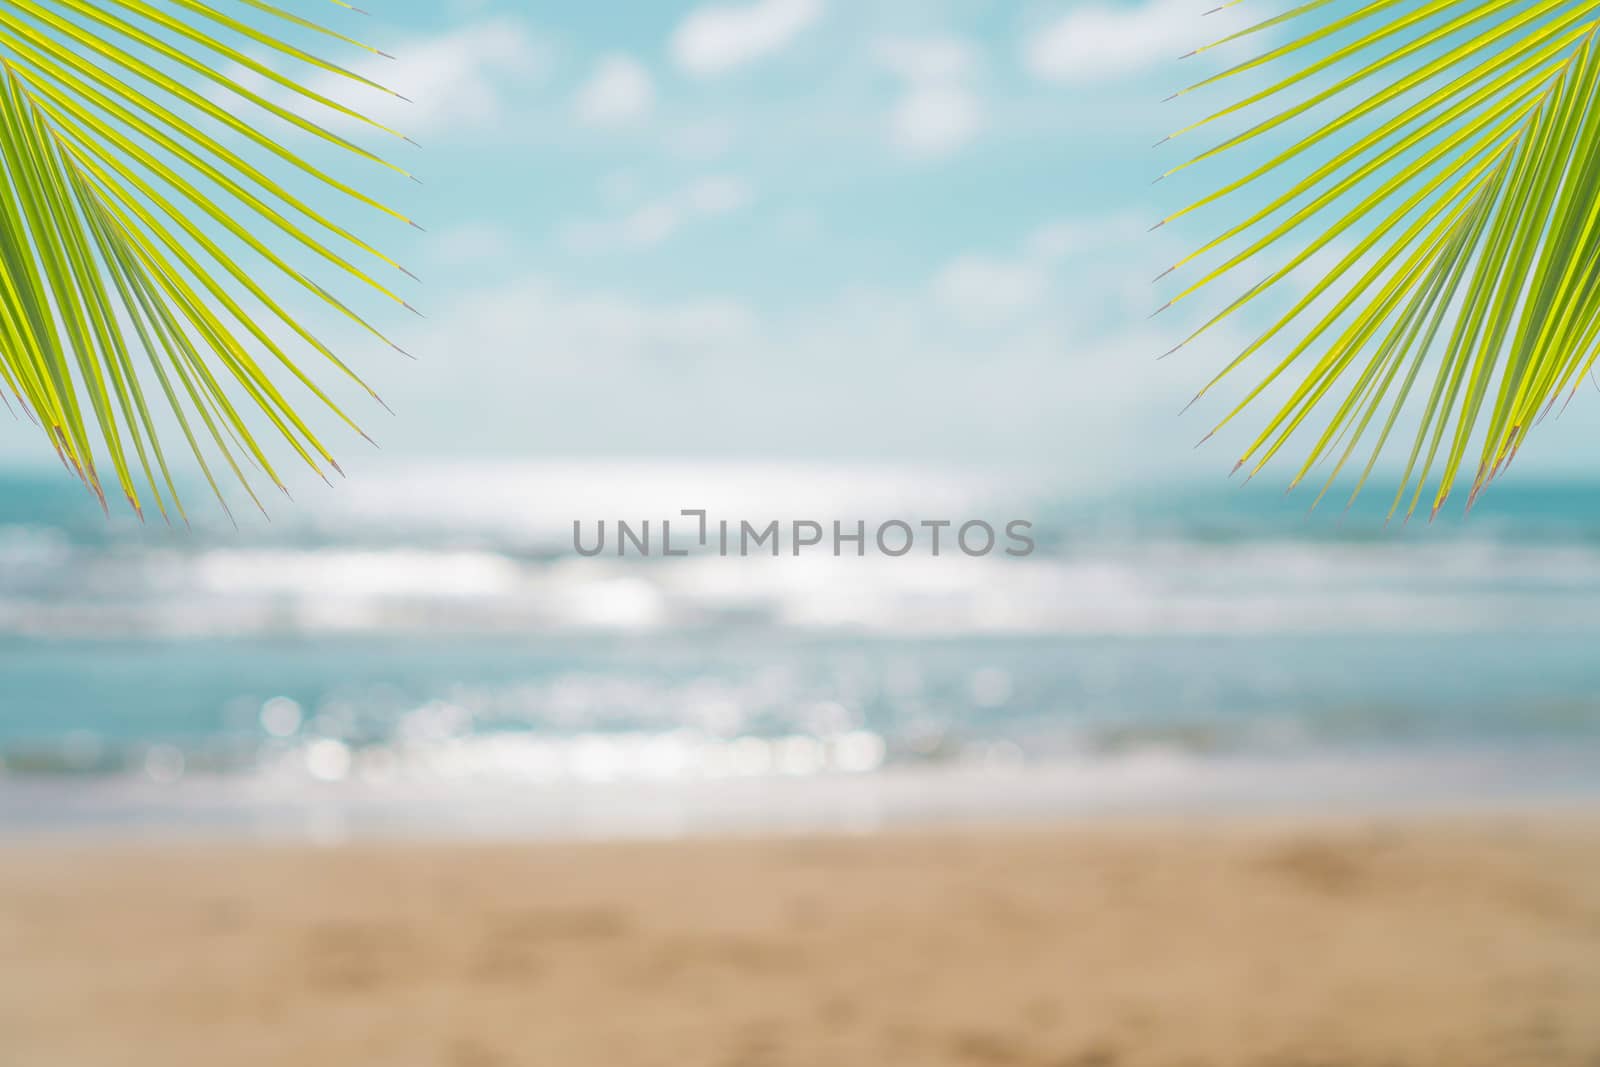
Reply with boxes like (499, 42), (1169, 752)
(1, 460), (1598, 839)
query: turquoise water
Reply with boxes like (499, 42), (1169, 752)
(1, 463), (1598, 830)
(3, 631), (1600, 772)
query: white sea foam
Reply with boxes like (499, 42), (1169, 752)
(3, 531), (1600, 639)
(5, 743), (1598, 840)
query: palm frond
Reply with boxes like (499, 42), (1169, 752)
(0, 0), (414, 523)
(1160, 0), (1600, 519)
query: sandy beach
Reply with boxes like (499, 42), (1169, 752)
(2, 816), (1598, 1067)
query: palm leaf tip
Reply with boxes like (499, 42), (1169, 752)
(0, 0), (414, 518)
(1162, 0), (1600, 518)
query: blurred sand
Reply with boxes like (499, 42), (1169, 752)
(3, 817), (1599, 1067)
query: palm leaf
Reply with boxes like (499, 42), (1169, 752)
(1160, 0), (1600, 519)
(0, 0), (415, 523)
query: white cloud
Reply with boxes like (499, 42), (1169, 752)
(343, 18), (543, 133)
(1024, 0), (1249, 83)
(932, 216), (1153, 326)
(892, 85), (982, 158)
(671, 0), (824, 76)
(1026, 215), (1150, 263)
(356, 213), (1234, 470)
(667, 119), (737, 161)
(417, 277), (759, 369)
(683, 175), (752, 215)
(574, 54), (655, 127)
(563, 176), (754, 253)
(226, 17), (544, 136)
(431, 223), (515, 267)
(878, 37), (982, 158)
(934, 257), (1049, 326)
(1026, 221), (1080, 262)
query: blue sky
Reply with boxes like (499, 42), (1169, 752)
(294, 0), (1247, 483)
(6, 0), (1597, 493)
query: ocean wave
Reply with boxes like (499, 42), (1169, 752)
(2, 537), (1600, 638)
